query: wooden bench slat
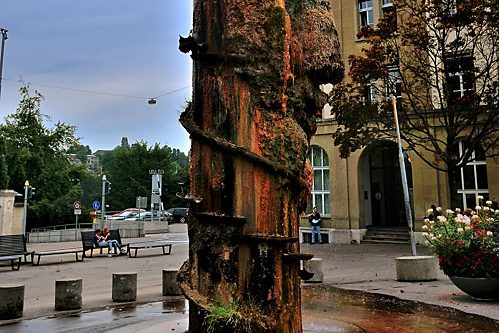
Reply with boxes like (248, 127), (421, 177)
(0, 235), (31, 270)
(128, 242), (172, 258)
(31, 248), (84, 265)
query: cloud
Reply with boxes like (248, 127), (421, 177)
(0, 0), (193, 153)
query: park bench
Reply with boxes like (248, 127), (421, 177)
(81, 230), (128, 258)
(31, 248), (85, 265)
(0, 234), (33, 270)
(127, 241), (172, 258)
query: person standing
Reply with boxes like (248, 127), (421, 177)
(308, 207), (322, 244)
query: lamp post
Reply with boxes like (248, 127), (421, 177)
(101, 175), (107, 229)
(0, 28), (8, 99)
(392, 96), (417, 256)
(22, 180), (28, 236)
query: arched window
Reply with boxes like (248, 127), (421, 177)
(308, 146), (330, 216)
(457, 141), (489, 209)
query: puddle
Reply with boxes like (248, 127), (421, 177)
(1, 287), (497, 332)
(302, 285), (499, 333)
(0, 298), (187, 333)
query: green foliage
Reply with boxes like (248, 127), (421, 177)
(0, 85), (87, 230)
(0, 85), (190, 229)
(100, 140), (189, 212)
(329, 0), (498, 207)
(204, 300), (267, 333)
(67, 144), (92, 164)
(424, 201), (499, 277)
(0, 137), (9, 189)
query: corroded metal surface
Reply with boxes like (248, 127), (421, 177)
(178, 1), (343, 332)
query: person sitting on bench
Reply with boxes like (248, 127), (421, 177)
(94, 228), (122, 257)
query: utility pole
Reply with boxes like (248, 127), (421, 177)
(392, 96), (417, 256)
(0, 28), (8, 99)
(101, 175), (108, 229)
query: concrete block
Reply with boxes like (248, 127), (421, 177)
(55, 278), (82, 311)
(112, 272), (137, 302)
(396, 256), (438, 281)
(303, 258), (323, 283)
(162, 269), (182, 296)
(0, 284), (24, 320)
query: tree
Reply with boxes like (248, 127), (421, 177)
(329, 0), (498, 208)
(68, 144), (92, 164)
(0, 85), (86, 229)
(0, 137), (9, 189)
(100, 140), (189, 212)
(178, 1), (343, 331)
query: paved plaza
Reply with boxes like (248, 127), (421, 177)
(0, 224), (497, 331)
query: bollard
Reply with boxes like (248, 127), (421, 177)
(396, 256), (438, 281)
(162, 269), (182, 296)
(303, 258), (323, 283)
(55, 278), (82, 311)
(0, 284), (24, 320)
(112, 272), (137, 302)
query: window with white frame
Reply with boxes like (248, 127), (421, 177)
(457, 141), (489, 209)
(363, 82), (377, 105)
(308, 146), (330, 216)
(445, 53), (474, 106)
(359, 0), (374, 28)
(381, 0), (397, 30)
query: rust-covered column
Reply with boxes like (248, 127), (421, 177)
(178, 1), (343, 332)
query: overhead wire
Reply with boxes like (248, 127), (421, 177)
(3, 77), (191, 101)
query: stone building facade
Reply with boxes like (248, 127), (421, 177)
(300, 0), (499, 244)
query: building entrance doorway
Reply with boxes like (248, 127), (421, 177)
(360, 141), (413, 227)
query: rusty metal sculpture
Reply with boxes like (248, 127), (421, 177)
(178, 1), (343, 332)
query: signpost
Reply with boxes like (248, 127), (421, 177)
(149, 169), (164, 222)
(74, 201), (81, 238)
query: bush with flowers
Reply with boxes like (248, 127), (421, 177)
(423, 200), (499, 278)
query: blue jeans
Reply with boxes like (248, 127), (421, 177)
(311, 225), (322, 244)
(99, 240), (121, 254)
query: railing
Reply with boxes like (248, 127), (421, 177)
(31, 223), (94, 233)
(28, 223), (95, 243)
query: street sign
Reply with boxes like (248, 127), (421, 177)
(74, 209), (81, 215)
(93, 200), (101, 210)
(73, 201), (81, 210)
(136, 196), (148, 209)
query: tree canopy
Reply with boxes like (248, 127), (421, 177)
(0, 85), (87, 230)
(329, 0), (498, 207)
(100, 140), (189, 212)
(0, 85), (190, 230)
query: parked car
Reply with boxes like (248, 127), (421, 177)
(165, 207), (189, 223)
(109, 210), (141, 220)
(111, 208), (145, 217)
(126, 211), (171, 221)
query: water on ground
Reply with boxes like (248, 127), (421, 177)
(1, 286), (497, 333)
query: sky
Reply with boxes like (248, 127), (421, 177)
(0, 1), (193, 154)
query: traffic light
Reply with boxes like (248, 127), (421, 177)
(27, 186), (36, 199)
(104, 181), (111, 194)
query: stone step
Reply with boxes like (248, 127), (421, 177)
(363, 235), (410, 241)
(362, 227), (411, 244)
(361, 239), (410, 244)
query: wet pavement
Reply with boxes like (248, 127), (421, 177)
(0, 224), (498, 332)
(2, 286), (497, 333)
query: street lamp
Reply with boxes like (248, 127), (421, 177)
(101, 175), (111, 229)
(22, 180), (28, 236)
(0, 28), (8, 99)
